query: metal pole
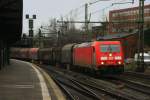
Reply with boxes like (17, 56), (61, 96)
(141, 0), (145, 71)
(137, 0), (145, 72)
(0, 41), (1, 70)
(38, 29), (41, 48)
(6, 45), (10, 65)
(29, 19), (33, 47)
(85, 3), (88, 32)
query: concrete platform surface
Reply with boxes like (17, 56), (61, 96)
(0, 59), (51, 100)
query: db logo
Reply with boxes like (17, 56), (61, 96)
(108, 57), (113, 60)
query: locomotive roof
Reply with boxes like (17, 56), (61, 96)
(74, 42), (93, 48)
(74, 41), (120, 48)
(97, 32), (137, 40)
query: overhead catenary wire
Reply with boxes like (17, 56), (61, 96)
(62, 0), (133, 20)
(88, 0), (111, 5)
(63, 4), (85, 19)
(58, 0), (137, 28)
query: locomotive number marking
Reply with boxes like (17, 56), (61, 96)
(108, 57), (114, 60)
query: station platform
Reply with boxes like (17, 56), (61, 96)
(0, 59), (65, 100)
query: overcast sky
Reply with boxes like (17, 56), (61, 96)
(23, 0), (150, 34)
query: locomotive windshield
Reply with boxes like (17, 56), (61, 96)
(100, 44), (120, 52)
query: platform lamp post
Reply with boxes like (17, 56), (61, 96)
(26, 14), (36, 47)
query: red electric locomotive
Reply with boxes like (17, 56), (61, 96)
(10, 41), (124, 74)
(73, 41), (124, 73)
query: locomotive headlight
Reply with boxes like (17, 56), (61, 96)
(109, 53), (112, 57)
(101, 57), (107, 60)
(115, 56), (122, 60)
(101, 62), (104, 65)
(118, 61), (121, 64)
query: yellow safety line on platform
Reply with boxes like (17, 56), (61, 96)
(33, 64), (66, 100)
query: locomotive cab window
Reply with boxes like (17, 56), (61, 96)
(100, 45), (120, 52)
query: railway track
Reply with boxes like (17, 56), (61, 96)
(103, 75), (150, 95)
(103, 71), (150, 95)
(45, 67), (113, 100)
(52, 76), (95, 100)
(123, 71), (150, 80)
(39, 65), (150, 100)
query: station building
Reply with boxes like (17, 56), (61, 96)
(109, 4), (150, 34)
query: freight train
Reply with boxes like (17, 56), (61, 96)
(10, 41), (124, 74)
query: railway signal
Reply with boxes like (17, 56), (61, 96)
(26, 14), (36, 37)
(26, 14), (36, 47)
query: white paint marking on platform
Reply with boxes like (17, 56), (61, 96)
(1, 85), (34, 89)
(14, 85), (34, 88)
(29, 63), (51, 100)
